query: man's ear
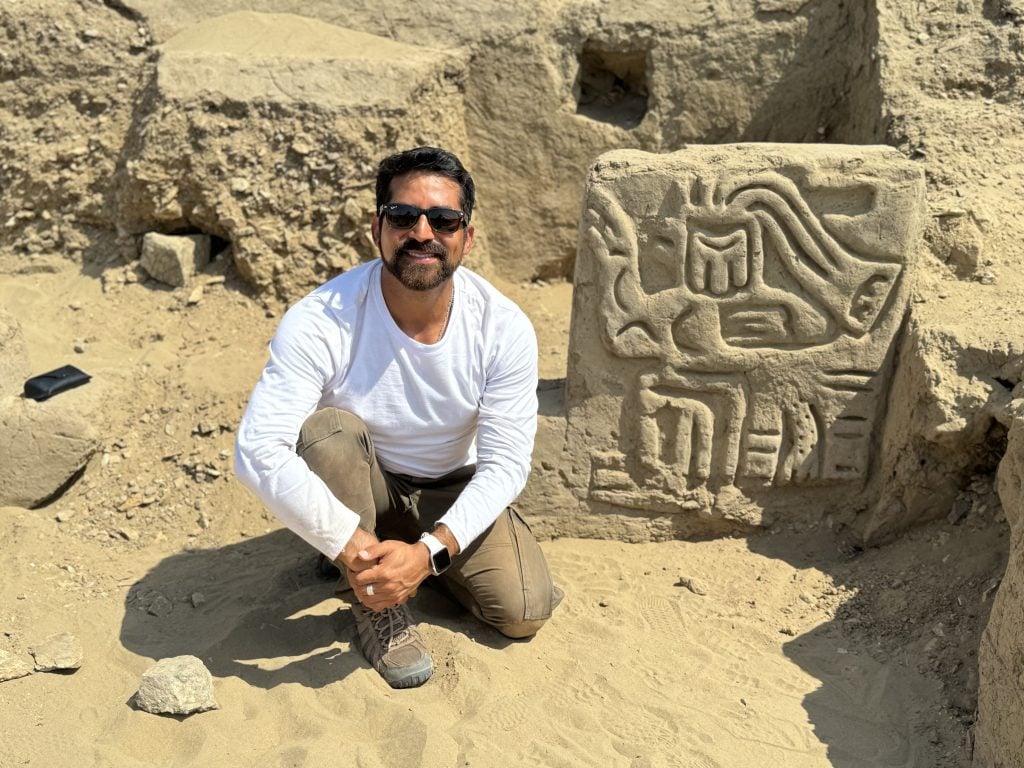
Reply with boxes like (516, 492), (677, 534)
(371, 215), (382, 247)
(463, 224), (476, 254)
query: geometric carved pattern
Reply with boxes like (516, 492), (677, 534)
(567, 146), (925, 522)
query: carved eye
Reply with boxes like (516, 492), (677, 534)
(639, 234), (680, 294)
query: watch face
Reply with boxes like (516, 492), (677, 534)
(432, 547), (452, 574)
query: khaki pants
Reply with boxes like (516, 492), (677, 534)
(296, 408), (556, 638)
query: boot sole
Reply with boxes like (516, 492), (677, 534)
(383, 657), (434, 689)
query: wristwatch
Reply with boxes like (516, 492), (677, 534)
(420, 532), (452, 576)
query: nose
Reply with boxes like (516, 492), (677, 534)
(409, 212), (434, 240)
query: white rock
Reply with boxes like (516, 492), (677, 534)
(134, 655), (219, 715)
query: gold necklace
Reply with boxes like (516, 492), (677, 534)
(437, 285), (455, 343)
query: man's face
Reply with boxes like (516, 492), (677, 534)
(371, 171), (475, 291)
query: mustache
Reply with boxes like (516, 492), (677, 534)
(396, 239), (448, 258)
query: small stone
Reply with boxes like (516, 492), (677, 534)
(229, 177), (251, 194)
(186, 285), (204, 305)
(190, 592), (206, 608)
(134, 655), (219, 716)
(73, 342), (86, 354)
(140, 233), (210, 288)
(0, 649), (33, 682)
(341, 198), (364, 224)
(148, 594), (173, 617)
(56, 509), (76, 523)
(30, 632), (83, 671)
(674, 576), (708, 596)
(598, 599), (610, 608)
(779, 626), (797, 636)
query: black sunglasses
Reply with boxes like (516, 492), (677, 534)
(379, 203), (467, 234)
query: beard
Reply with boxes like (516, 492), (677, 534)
(383, 238), (458, 291)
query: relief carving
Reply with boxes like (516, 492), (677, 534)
(568, 146), (924, 522)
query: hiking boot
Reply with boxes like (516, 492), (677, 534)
(350, 601), (433, 689)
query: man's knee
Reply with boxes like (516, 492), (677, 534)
(296, 408), (371, 467)
(298, 408), (364, 451)
(474, 583), (554, 639)
(495, 617), (548, 639)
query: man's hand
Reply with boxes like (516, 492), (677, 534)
(350, 540), (432, 612)
(334, 526), (380, 574)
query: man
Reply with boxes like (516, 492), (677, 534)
(235, 146), (559, 689)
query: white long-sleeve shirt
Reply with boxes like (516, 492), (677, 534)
(234, 259), (539, 559)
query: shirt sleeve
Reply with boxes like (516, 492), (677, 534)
(233, 300), (361, 560)
(438, 309), (539, 550)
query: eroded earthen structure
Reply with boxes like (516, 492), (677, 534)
(3, 1), (1024, 763)
(566, 145), (924, 533)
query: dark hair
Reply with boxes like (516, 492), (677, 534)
(375, 146), (476, 222)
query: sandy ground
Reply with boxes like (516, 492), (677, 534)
(0, 257), (1008, 767)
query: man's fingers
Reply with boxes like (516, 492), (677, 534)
(363, 540), (401, 560)
(351, 563), (388, 586)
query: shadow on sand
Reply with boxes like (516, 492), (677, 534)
(118, 529), (507, 690)
(744, 518), (1006, 768)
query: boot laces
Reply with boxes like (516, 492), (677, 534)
(370, 605), (412, 650)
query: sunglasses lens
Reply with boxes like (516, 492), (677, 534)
(383, 204), (464, 233)
(385, 204), (420, 229)
(427, 209), (464, 233)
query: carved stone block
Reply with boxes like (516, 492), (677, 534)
(566, 145), (925, 527)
